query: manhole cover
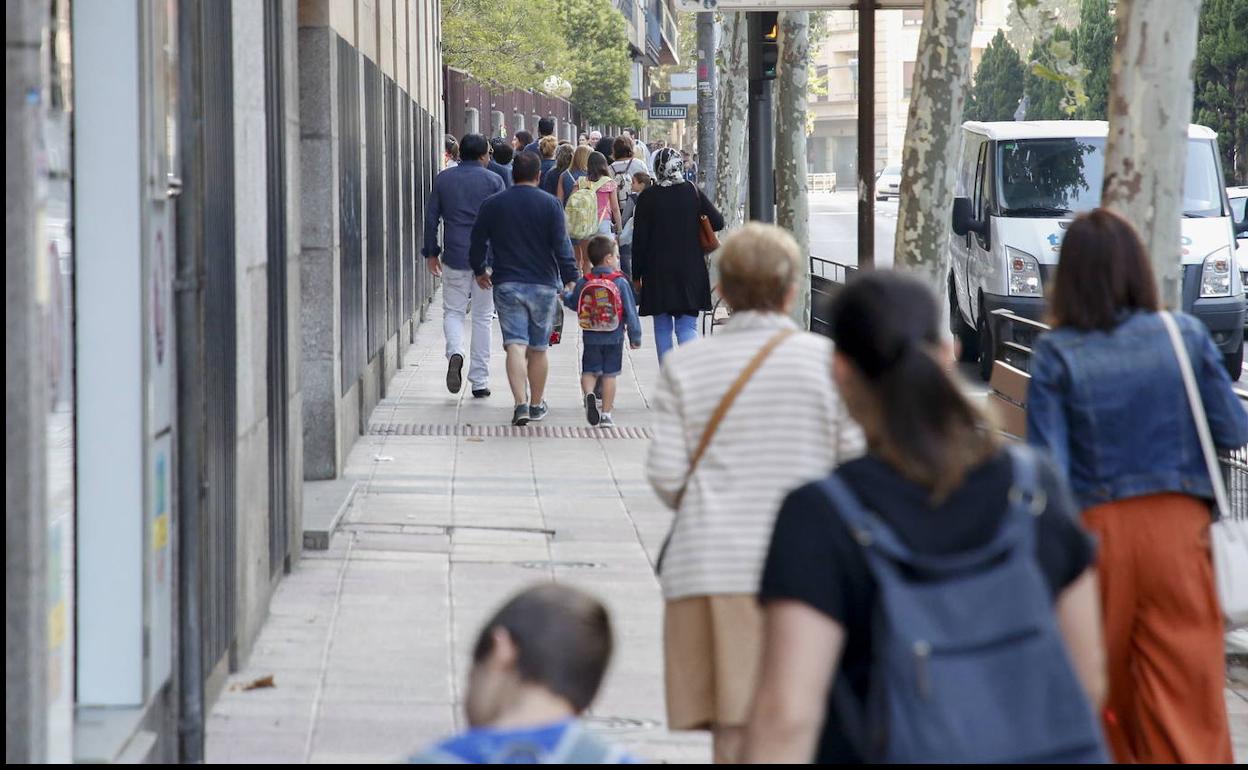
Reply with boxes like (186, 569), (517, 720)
(368, 422), (653, 440)
(583, 716), (661, 732)
(515, 560), (606, 570)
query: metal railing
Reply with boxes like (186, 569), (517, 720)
(809, 255), (857, 336)
(991, 310), (1248, 512)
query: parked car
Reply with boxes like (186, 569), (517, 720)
(948, 120), (1245, 381)
(875, 165), (901, 201)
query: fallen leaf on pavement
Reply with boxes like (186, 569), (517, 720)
(233, 674), (276, 691)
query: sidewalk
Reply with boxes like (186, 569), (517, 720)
(204, 292), (1248, 764)
(205, 296), (710, 763)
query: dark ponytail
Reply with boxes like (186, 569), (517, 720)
(830, 271), (997, 499)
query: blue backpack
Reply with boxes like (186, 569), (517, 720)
(819, 445), (1108, 764)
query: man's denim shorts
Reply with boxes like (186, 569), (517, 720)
(493, 282), (560, 350)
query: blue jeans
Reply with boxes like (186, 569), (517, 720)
(494, 282), (559, 350)
(653, 313), (698, 362)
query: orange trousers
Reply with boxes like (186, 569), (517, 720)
(1083, 494), (1233, 764)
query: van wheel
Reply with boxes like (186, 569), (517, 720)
(949, 273), (980, 362)
(1226, 344), (1244, 381)
(977, 306), (995, 382)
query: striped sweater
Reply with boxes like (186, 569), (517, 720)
(646, 311), (864, 600)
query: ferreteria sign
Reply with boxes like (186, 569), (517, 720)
(648, 105), (688, 120)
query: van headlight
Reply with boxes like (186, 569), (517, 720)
(1200, 247), (1232, 297)
(1007, 247), (1042, 297)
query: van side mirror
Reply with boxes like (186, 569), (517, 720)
(952, 197), (976, 237)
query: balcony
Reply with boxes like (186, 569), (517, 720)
(646, 0), (679, 66)
(615, 0), (647, 54)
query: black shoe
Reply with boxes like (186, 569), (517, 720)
(593, 379), (604, 399)
(528, 401), (549, 422)
(446, 354), (464, 394)
(585, 392), (601, 426)
(512, 404), (530, 426)
(472, 387), (491, 398)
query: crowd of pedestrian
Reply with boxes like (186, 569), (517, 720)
(420, 124), (1247, 764)
(424, 124), (713, 427)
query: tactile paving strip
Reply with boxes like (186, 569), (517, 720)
(367, 422), (654, 439)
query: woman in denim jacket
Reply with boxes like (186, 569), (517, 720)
(1026, 209), (1248, 764)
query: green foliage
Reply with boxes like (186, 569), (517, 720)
(557, 0), (637, 127)
(1193, 0), (1248, 183)
(1024, 27), (1077, 119)
(441, 0), (569, 91)
(1013, 0), (1087, 116)
(967, 30), (1027, 121)
(1072, 0), (1113, 120)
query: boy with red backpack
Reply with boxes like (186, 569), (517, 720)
(564, 235), (642, 427)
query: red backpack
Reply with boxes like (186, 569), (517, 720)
(576, 271), (625, 332)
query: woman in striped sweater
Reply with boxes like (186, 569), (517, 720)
(645, 223), (864, 764)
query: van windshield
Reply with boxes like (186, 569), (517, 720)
(996, 137), (1225, 218)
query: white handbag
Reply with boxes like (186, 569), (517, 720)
(1160, 311), (1248, 628)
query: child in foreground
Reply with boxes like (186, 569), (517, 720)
(408, 585), (637, 764)
(565, 236), (642, 427)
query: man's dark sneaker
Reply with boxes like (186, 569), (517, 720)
(585, 392), (601, 426)
(472, 387), (491, 398)
(592, 378), (604, 400)
(446, 354), (464, 394)
(512, 404), (530, 426)
(528, 401), (549, 422)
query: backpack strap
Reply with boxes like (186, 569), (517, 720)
(817, 457), (1035, 578)
(547, 723), (614, 764)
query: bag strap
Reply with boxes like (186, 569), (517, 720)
(1159, 311), (1230, 518)
(674, 329), (796, 508)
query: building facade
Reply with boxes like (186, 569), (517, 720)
(6, 0), (444, 762)
(808, 1), (1010, 180)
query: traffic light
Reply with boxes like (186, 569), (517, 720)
(748, 12), (780, 82)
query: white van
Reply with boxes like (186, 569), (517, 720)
(949, 120), (1246, 381)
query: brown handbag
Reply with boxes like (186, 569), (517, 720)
(692, 183), (719, 253)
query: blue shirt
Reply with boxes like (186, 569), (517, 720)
(1026, 310), (1248, 510)
(488, 160), (513, 188)
(408, 719), (637, 764)
(564, 266), (643, 347)
(422, 162), (505, 270)
(469, 184), (578, 288)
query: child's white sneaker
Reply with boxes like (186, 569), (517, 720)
(599, 412), (614, 428)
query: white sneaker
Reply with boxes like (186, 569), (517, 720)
(599, 413), (615, 428)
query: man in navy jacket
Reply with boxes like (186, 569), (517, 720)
(470, 151), (577, 426)
(422, 133), (504, 398)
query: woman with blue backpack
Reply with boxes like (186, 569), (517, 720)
(744, 271), (1109, 764)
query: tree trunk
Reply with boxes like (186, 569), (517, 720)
(1101, 0), (1203, 308)
(893, 0), (977, 290)
(713, 13), (749, 231)
(776, 11), (811, 328)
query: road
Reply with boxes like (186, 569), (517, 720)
(809, 190), (898, 269)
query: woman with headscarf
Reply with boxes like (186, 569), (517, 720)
(631, 148), (725, 361)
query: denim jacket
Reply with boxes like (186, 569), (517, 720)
(563, 266), (643, 347)
(1026, 310), (1248, 511)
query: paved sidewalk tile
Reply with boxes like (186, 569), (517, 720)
(207, 295), (709, 763)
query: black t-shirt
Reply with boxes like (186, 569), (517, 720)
(758, 449), (1095, 764)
